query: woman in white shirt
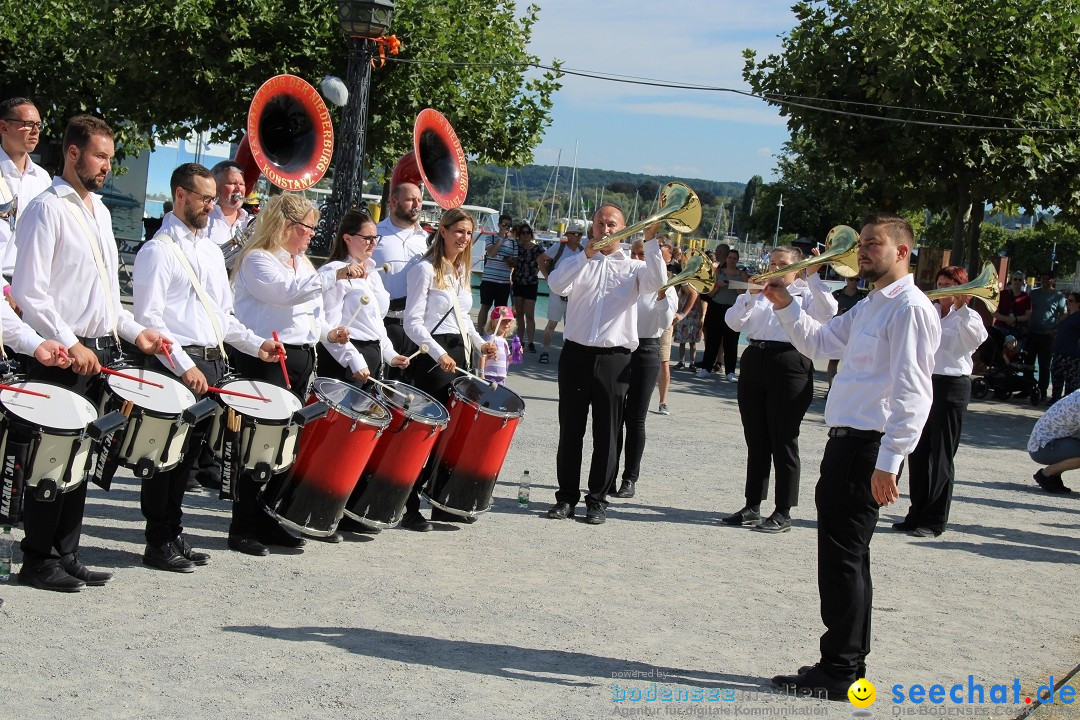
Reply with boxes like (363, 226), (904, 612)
(721, 246), (838, 534)
(231, 194), (357, 397)
(896, 265), (988, 536)
(318, 209), (409, 383)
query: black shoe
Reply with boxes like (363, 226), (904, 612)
(909, 527), (940, 538)
(546, 502), (575, 520)
(196, 473), (223, 491)
(19, 564), (85, 592)
(613, 480), (636, 498)
(527, 342), (536, 353)
(754, 512), (791, 534)
(228, 535), (269, 556)
(796, 663), (867, 680)
(720, 507), (761, 526)
(431, 507), (477, 524)
(172, 536), (211, 566)
(338, 516), (380, 534)
(143, 542), (196, 573)
(257, 523), (306, 548)
(59, 553), (113, 586)
(585, 502), (606, 525)
(185, 476), (202, 492)
(401, 511), (433, 532)
(892, 519), (916, 531)
(1034, 469), (1074, 494)
(771, 666), (853, 701)
(314, 532), (343, 543)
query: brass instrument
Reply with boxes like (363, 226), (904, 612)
(221, 219), (255, 270)
(924, 262), (1000, 312)
(589, 182), (702, 252)
(390, 109), (469, 209)
(0, 196), (16, 232)
(660, 250), (715, 293)
(750, 224), (860, 284)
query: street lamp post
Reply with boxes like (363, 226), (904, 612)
(773, 193), (784, 244)
(317, 0), (396, 254)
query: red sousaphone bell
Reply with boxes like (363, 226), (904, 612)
(390, 109), (468, 209)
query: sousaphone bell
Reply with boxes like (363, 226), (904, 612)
(390, 109), (468, 209)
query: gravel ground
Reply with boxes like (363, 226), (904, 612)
(0, 349), (1077, 720)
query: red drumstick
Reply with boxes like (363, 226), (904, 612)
(272, 331), (291, 390)
(160, 338), (177, 370)
(101, 367), (165, 388)
(0, 383), (50, 399)
(205, 386), (271, 402)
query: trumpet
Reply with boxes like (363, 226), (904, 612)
(924, 262), (1000, 313)
(660, 250), (716, 293)
(750, 224), (860, 284)
(0, 196), (16, 232)
(589, 182), (701, 252)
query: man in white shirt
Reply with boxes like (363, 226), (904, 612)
(0, 97), (52, 282)
(206, 160), (251, 265)
(372, 182), (428, 374)
(12, 115), (169, 593)
(536, 219), (586, 364)
(764, 213), (939, 698)
(546, 204), (666, 525)
(133, 162), (285, 567)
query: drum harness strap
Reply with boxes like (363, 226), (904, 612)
(57, 189), (120, 347)
(160, 232), (229, 363)
(446, 270), (472, 371)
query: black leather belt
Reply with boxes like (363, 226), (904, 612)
(384, 317), (403, 326)
(638, 337), (660, 346)
(77, 335), (117, 350)
(282, 342), (316, 351)
(747, 339), (794, 351)
(565, 340), (631, 355)
(828, 426), (884, 441)
(388, 297), (407, 312)
(182, 345), (224, 361)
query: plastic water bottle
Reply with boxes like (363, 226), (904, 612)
(0, 525), (13, 582)
(517, 470), (531, 508)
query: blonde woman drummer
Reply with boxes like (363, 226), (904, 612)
(318, 209), (409, 384)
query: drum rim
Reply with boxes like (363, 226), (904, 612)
(311, 377), (392, 426)
(450, 377), (526, 419)
(105, 364), (197, 414)
(374, 380), (450, 426)
(0, 379), (98, 432)
(217, 377), (302, 420)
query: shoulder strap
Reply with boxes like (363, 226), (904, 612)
(160, 234), (228, 359)
(552, 242), (566, 268)
(446, 267), (472, 370)
(58, 191), (119, 345)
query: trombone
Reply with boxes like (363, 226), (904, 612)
(660, 250), (715, 293)
(924, 262), (1000, 312)
(589, 182), (702, 252)
(750, 224), (860, 284)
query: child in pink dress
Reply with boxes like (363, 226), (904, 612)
(480, 306), (519, 385)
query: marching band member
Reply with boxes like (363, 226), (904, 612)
(373, 182), (428, 373)
(206, 160), (251, 248)
(895, 265), (987, 537)
(546, 204), (666, 526)
(721, 246), (837, 533)
(401, 207), (495, 531)
(13, 115), (168, 592)
(0, 97), (51, 283)
(133, 163), (285, 565)
(318, 209), (409, 383)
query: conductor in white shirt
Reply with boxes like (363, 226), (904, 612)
(545, 204), (667, 525)
(764, 213), (939, 698)
(0, 97), (52, 283)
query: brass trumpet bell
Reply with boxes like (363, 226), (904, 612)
(660, 249), (716, 293)
(590, 181), (701, 252)
(750, 224), (860, 284)
(925, 262), (1000, 313)
(0, 196), (16, 232)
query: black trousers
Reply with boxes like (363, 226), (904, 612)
(1026, 332), (1053, 394)
(903, 374), (969, 533)
(617, 340), (662, 485)
(233, 343), (315, 403)
(816, 434), (881, 681)
(316, 338), (383, 383)
(736, 344), (813, 509)
(697, 302), (738, 375)
(556, 341), (632, 508)
(141, 356), (226, 546)
(383, 317), (416, 382)
(20, 344), (117, 570)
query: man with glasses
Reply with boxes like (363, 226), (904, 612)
(993, 272), (1032, 334)
(0, 97), (51, 283)
(206, 160), (252, 265)
(476, 213), (517, 332)
(373, 182), (427, 376)
(537, 219), (586, 364)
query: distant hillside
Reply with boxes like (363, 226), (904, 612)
(477, 164), (744, 203)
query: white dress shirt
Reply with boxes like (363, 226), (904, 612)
(206, 205), (251, 249)
(725, 275), (837, 341)
(774, 273), (941, 474)
(13, 177), (144, 348)
(233, 248), (334, 345)
(404, 260), (485, 361)
(933, 303), (988, 376)
(132, 212), (264, 374)
(321, 257), (398, 373)
(373, 217), (429, 303)
(0, 299), (47, 357)
(547, 239), (667, 351)
(636, 287), (678, 339)
(0, 146), (51, 276)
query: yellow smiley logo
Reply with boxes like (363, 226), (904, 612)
(848, 678), (876, 708)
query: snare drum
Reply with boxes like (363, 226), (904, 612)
(269, 378), (390, 536)
(420, 377), (525, 519)
(208, 377), (304, 483)
(344, 380), (448, 529)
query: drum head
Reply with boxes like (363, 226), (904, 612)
(218, 378), (302, 420)
(373, 380), (449, 424)
(0, 382), (97, 430)
(312, 377), (390, 426)
(107, 366), (196, 414)
(452, 377), (525, 417)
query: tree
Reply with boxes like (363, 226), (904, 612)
(743, 0), (1080, 274)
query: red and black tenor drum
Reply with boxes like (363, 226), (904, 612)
(344, 380), (449, 529)
(420, 377), (525, 519)
(269, 378), (390, 537)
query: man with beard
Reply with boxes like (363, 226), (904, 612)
(206, 160), (251, 257)
(132, 163), (284, 569)
(763, 213), (939, 698)
(12, 114), (169, 592)
(0, 97), (51, 283)
(373, 182), (428, 373)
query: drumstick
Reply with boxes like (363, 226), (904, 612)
(344, 298), (368, 329)
(205, 386), (272, 402)
(100, 367), (164, 388)
(0, 383), (50, 399)
(453, 365), (498, 390)
(160, 338), (177, 370)
(367, 377), (414, 404)
(272, 331), (291, 390)
(405, 343), (430, 362)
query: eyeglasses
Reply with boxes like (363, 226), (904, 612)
(181, 187), (216, 206)
(3, 119), (44, 132)
(293, 220), (317, 233)
(349, 233), (379, 244)
(499, 222), (512, 227)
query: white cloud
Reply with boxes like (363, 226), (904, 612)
(757, 147), (774, 157)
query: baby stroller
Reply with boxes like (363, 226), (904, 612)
(971, 326), (1041, 405)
